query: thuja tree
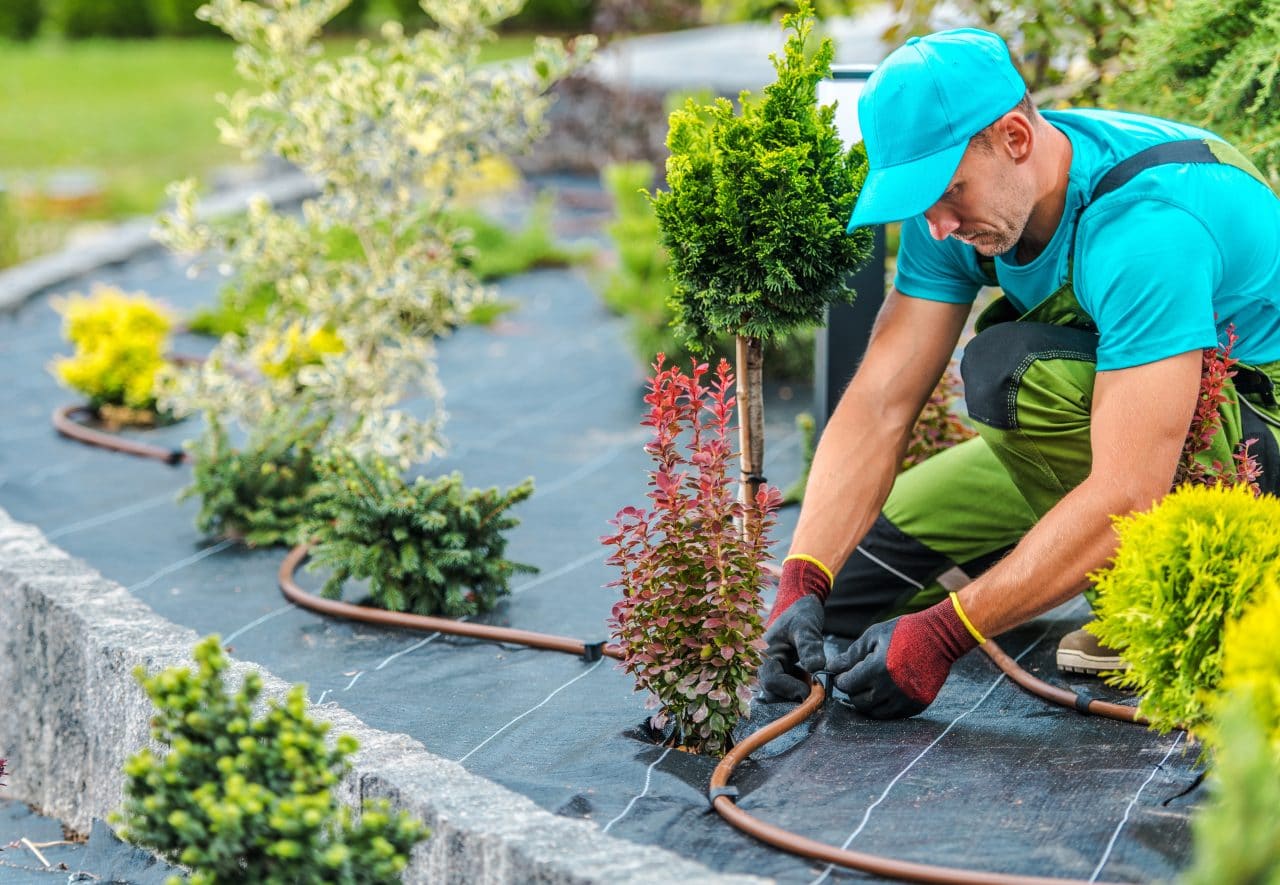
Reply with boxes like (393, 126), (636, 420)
(305, 452), (536, 617)
(1105, 0), (1280, 185)
(157, 0), (594, 467)
(119, 636), (429, 884)
(652, 0), (870, 509)
(1088, 484), (1280, 736)
(604, 357), (782, 756)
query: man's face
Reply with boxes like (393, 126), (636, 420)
(922, 139), (1035, 257)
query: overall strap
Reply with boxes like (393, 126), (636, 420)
(1090, 138), (1270, 204)
(1069, 138), (1269, 264)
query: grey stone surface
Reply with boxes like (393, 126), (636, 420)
(0, 507), (765, 883)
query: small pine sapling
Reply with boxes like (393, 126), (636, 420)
(604, 356), (782, 756)
(652, 0), (871, 508)
(182, 411), (329, 547)
(118, 636), (429, 885)
(305, 452), (536, 617)
(1088, 484), (1280, 735)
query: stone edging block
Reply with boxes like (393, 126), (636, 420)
(0, 506), (766, 883)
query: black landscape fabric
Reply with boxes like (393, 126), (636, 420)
(0, 184), (1197, 883)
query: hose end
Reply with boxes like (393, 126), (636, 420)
(580, 640), (606, 663)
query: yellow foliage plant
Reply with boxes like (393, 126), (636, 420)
(253, 322), (344, 382)
(1215, 585), (1280, 755)
(51, 285), (173, 417)
(1088, 483), (1280, 737)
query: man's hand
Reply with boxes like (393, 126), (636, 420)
(826, 597), (979, 718)
(758, 558), (831, 701)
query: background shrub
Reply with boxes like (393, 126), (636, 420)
(49, 0), (155, 37)
(1089, 484), (1280, 736)
(0, 0), (43, 39)
(1215, 586), (1280, 755)
(148, 0), (219, 35)
(1105, 0), (1280, 185)
(119, 636), (429, 885)
(306, 452), (536, 617)
(505, 0), (595, 30)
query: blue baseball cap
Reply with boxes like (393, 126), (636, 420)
(846, 29), (1027, 232)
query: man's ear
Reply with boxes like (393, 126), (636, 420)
(999, 111), (1035, 162)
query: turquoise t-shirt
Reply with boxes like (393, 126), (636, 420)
(893, 108), (1280, 371)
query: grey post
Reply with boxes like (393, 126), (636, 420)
(814, 64), (886, 435)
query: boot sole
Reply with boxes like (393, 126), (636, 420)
(1056, 648), (1130, 676)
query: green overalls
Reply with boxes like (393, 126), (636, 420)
(824, 139), (1280, 639)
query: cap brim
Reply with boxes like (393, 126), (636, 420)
(846, 139), (968, 232)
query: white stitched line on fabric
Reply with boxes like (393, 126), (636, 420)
(1089, 731), (1185, 882)
(376, 633), (443, 670)
(343, 672), (364, 691)
(127, 538), (235, 594)
(457, 658), (605, 764)
(46, 491), (173, 539)
(316, 689), (331, 705)
(512, 549), (603, 595)
(853, 544), (926, 591)
(809, 599), (1083, 885)
(28, 459), (88, 486)
(602, 746), (673, 834)
(537, 445), (629, 497)
(222, 604), (294, 647)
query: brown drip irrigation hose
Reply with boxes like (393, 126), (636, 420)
(709, 673), (1124, 885)
(53, 405), (191, 465)
(280, 543), (1138, 885)
(278, 543), (623, 661)
(980, 639), (1144, 724)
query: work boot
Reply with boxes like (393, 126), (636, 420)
(1056, 627), (1129, 676)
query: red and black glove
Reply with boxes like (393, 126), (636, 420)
(826, 596), (981, 719)
(758, 557), (832, 702)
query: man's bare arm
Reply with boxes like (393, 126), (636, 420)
(956, 349), (1203, 637)
(789, 287), (970, 572)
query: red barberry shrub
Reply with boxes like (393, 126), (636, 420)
(604, 356), (781, 756)
(1175, 326), (1263, 494)
(902, 368), (976, 472)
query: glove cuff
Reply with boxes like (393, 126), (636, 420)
(765, 556), (833, 626)
(904, 599), (980, 665)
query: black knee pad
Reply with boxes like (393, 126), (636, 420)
(960, 322), (1098, 430)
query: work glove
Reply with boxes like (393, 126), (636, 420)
(826, 596), (981, 719)
(758, 557), (831, 702)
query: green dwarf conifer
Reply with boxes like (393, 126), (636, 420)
(118, 636), (428, 885)
(305, 452), (536, 617)
(652, 0), (870, 505)
(182, 410), (328, 547)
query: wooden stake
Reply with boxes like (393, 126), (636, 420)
(735, 335), (766, 532)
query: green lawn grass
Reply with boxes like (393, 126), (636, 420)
(0, 32), (539, 262)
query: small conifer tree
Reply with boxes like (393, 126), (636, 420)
(305, 452), (536, 617)
(651, 0), (871, 510)
(182, 410), (328, 547)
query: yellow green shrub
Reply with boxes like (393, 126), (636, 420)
(1089, 483), (1280, 736)
(252, 322), (344, 382)
(1215, 586), (1280, 755)
(51, 285), (172, 412)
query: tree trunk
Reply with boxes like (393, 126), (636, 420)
(735, 335), (765, 532)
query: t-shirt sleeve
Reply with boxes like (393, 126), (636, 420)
(1075, 198), (1222, 371)
(892, 214), (987, 303)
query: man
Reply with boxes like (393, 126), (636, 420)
(760, 28), (1280, 718)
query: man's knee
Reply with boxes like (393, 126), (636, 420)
(960, 322), (1098, 430)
